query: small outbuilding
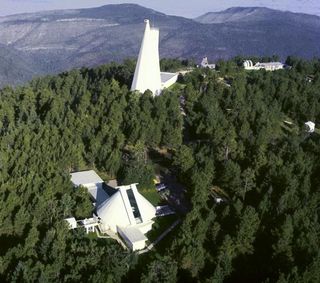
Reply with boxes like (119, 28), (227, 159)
(200, 57), (215, 69)
(65, 217), (77, 229)
(305, 121), (315, 133)
(78, 218), (99, 234)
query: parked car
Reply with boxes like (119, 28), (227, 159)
(156, 183), (166, 192)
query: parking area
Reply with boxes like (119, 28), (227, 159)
(156, 172), (191, 215)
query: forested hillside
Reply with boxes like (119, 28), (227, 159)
(0, 57), (320, 282)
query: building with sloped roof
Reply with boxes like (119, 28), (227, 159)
(96, 183), (156, 250)
(70, 171), (156, 251)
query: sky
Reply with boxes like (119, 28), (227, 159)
(1, 0), (320, 18)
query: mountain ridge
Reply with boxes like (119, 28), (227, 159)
(0, 4), (319, 87)
(195, 6), (320, 24)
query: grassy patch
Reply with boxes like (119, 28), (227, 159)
(139, 188), (161, 206)
(86, 231), (98, 240)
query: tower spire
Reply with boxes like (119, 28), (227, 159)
(131, 19), (162, 95)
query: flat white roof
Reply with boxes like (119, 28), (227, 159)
(256, 62), (284, 66)
(80, 218), (99, 226)
(305, 121), (315, 127)
(65, 217), (77, 229)
(120, 226), (147, 243)
(70, 170), (104, 186)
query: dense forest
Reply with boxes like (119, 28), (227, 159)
(0, 57), (320, 282)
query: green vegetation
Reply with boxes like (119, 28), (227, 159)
(146, 215), (178, 243)
(160, 58), (195, 72)
(139, 188), (161, 206)
(0, 57), (320, 282)
(0, 62), (182, 282)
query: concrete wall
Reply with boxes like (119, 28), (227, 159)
(161, 73), (178, 89)
(118, 227), (147, 251)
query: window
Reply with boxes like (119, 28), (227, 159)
(126, 189), (142, 223)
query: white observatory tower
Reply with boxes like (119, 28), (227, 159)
(131, 19), (162, 95)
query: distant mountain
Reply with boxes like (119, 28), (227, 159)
(0, 4), (320, 87)
(0, 43), (40, 87)
(195, 6), (320, 24)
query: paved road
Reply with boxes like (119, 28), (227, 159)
(138, 218), (181, 255)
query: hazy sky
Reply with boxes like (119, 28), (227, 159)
(1, 0), (320, 17)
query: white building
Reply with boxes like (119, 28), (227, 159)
(65, 217), (77, 229)
(243, 60), (255, 69)
(70, 170), (156, 251)
(255, 62), (285, 71)
(70, 170), (109, 206)
(97, 183), (156, 251)
(200, 57), (215, 69)
(118, 226), (148, 251)
(161, 72), (179, 89)
(79, 218), (99, 234)
(305, 121), (315, 133)
(65, 217), (99, 234)
(131, 19), (178, 96)
(243, 60), (285, 71)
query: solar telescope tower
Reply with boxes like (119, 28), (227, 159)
(131, 19), (162, 95)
